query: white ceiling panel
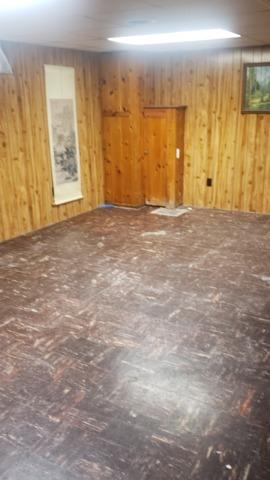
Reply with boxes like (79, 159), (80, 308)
(145, 0), (269, 13)
(0, 0), (269, 52)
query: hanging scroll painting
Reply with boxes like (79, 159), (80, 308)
(44, 65), (83, 205)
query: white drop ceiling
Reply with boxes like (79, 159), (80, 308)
(0, 0), (270, 52)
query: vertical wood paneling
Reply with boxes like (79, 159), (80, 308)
(99, 53), (144, 206)
(99, 45), (270, 215)
(144, 47), (270, 213)
(143, 109), (168, 206)
(0, 42), (104, 242)
(1, 42), (270, 242)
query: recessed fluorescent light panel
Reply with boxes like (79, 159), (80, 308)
(0, 0), (43, 10)
(108, 29), (241, 46)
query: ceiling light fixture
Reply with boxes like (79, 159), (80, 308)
(0, 0), (43, 10)
(108, 29), (241, 46)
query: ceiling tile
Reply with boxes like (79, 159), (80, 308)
(0, 0), (269, 51)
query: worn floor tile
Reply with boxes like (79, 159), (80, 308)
(0, 207), (270, 479)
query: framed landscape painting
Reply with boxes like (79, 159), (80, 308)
(242, 62), (270, 113)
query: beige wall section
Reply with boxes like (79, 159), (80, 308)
(0, 42), (104, 242)
(100, 47), (270, 214)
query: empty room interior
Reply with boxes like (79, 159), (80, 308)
(1, 0), (270, 479)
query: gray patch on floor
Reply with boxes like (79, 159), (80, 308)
(150, 206), (192, 217)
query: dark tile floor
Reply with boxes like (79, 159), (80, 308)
(0, 206), (270, 480)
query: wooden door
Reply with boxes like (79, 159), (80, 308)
(143, 107), (185, 208)
(175, 108), (185, 206)
(102, 113), (144, 206)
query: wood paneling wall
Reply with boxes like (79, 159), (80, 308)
(1, 43), (270, 243)
(100, 47), (270, 214)
(0, 42), (104, 242)
(99, 54), (144, 206)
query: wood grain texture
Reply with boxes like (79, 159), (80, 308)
(175, 108), (185, 206)
(143, 108), (168, 206)
(100, 47), (270, 214)
(143, 107), (185, 208)
(99, 53), (144, 206)
(0, 42), (104, 242)
(1, 44), (270, 243)
(144, 47), (270, 213)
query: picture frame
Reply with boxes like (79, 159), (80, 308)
(242, 62), (270, 114)
(44, 65), (83, 205)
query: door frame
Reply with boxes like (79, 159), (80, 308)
(142, 105), (186, 208)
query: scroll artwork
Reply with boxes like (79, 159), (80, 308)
(44, 65), (82, 204)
